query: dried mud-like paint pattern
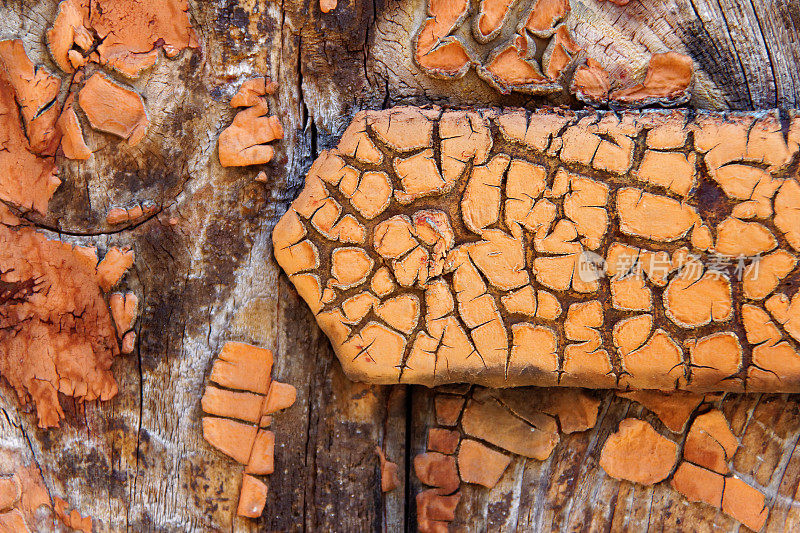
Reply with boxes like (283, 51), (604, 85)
(0, 446), (95, 532)
(200, 342), (297, 518)
(599, 397), (770, 531)
(47, 0), (198, 78)
(413, 0), (576, 95)
(0, 40), (60, 214)
(411, 0), (693, 106)
(274, 106), (800, 392)
(0, 208), (134, 428)
(414, 387), (771, 532)
(414, 386), (599, 532)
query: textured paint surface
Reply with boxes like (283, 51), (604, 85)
(276, 106), (800, 391)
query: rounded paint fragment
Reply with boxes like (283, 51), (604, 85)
(599, 418), (678, 485)
(78, 74), (148, 144)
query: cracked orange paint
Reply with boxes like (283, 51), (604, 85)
(275, 106), (800, 392)
(200, 341), (296, 518)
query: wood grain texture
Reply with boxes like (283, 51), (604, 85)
(0, 0), (800, 531)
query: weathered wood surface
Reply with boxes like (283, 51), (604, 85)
(2, 0), (800, 531)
